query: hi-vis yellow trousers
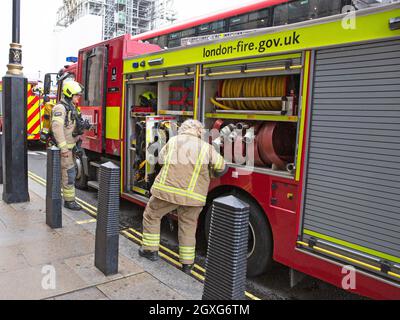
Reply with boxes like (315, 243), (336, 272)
(142, 196), (203, 265)
(61, 150), (76, 202)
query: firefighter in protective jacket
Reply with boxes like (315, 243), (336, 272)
(139, 120), (227, 274)
(51, 81), (84, 211)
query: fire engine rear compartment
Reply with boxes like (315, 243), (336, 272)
(298, 38), (400, 284)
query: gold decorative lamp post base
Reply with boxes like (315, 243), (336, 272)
(7, 43), (23, 76)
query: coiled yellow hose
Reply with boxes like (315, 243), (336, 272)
(211, 76), (287, 111)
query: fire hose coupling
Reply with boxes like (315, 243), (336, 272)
(228, 130), (239, 143)
(212, 137), (224, 149)
(243, 129), (256, 144)
(236, 122), (250, 131)
(286, 163), (296, 174)
(220, 124), (235, 137)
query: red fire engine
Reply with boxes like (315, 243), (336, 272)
(49, 3), (400, 299)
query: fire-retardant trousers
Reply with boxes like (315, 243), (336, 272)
(61, 150), (76, 202)
(142, 196), (203, 265)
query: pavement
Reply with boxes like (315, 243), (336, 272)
(0, 179), (204, 300)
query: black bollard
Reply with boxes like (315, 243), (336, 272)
(202, 196), (250, 300)
(95, 162), (120, 276)
(46, 146), (62, 229)
(1, 76), (29, 203)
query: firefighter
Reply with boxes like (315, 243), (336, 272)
(51, 81), (84, 211)
(139, 119), (227, 274)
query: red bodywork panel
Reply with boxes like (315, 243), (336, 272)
(208, 170), (400, 300)
(75, 35), (161, 156)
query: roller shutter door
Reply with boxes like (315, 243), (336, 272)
(301, 39), (400, 266)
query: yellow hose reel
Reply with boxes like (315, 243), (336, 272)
(211, 76), (288, 111)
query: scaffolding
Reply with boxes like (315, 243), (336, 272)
(56, 0), (177, 40)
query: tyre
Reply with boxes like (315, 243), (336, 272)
(74, 153), (88, 190)
(204, 193), (273, 277)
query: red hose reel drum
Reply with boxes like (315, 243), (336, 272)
(232, 123), (265, 167)
(257, 122), (297, 170)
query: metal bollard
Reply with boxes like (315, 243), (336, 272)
(0, 132), (3, 184)
(202, 195), (250, 300)
(46, 146), (62, 229)
(95, 162), (120, 276)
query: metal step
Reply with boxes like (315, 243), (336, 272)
(88, 181), (99, 190)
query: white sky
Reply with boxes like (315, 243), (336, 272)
(0, 0), (254, 80)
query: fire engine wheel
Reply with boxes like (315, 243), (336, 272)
(204, 194), (273, 277)
(74, 154), (88, 190)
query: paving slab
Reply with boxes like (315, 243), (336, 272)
(0, 221), (61, 249)
(0, 179), (204, 300)
(0, 245), (30, 273)
(119, 237), (204, 300)
(64, 253), (144, 287)
(97, 273), (184, 300)
(19, 232), (95, 266)
(0, 261), (87, 300)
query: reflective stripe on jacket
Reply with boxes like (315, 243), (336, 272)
(151, 133), (226, 207)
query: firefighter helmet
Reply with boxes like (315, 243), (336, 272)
(139, 91), (157, 108)
(63, 81), (84, 98)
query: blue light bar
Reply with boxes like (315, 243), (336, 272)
(66, 57), (78, 63)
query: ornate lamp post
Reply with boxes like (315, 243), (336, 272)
(2, 0), (30, 203)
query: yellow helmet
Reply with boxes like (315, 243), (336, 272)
(62, 81), (84, 98)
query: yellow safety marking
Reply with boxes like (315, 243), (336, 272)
(159, 139), (176, 185)
(187, 144), (209, 192)
(205, 113), (298, 122)
(27, 96), (39, 118)
(52, 117), (64, 124)
(76, 219), (97, 225)
(143, 233), (161, 238)
(28, 172), (98, 217)
(153, 183), (206, 202)
(58, 141), (67, 148)
(203, 53), (302, 68)
(245, 291), (261, 301)
(28, 171), (261, 300)
(304, 229), (400, 264)
(214, 155), (224, 171)
(298, 241), (400, 280)
(124, 8), (400, 74)
(120, 76), (126, 192)
(128, 228), (207, 274)
(105, 107), (120, 140)
(27, 113), (41, 130)
(296, 51), (311, 181)
(194, 65), (200, 120)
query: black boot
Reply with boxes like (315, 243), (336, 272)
(64, 201), (82, 211)
(138, 248), (159, 261)
(182, 264), (194, 275)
